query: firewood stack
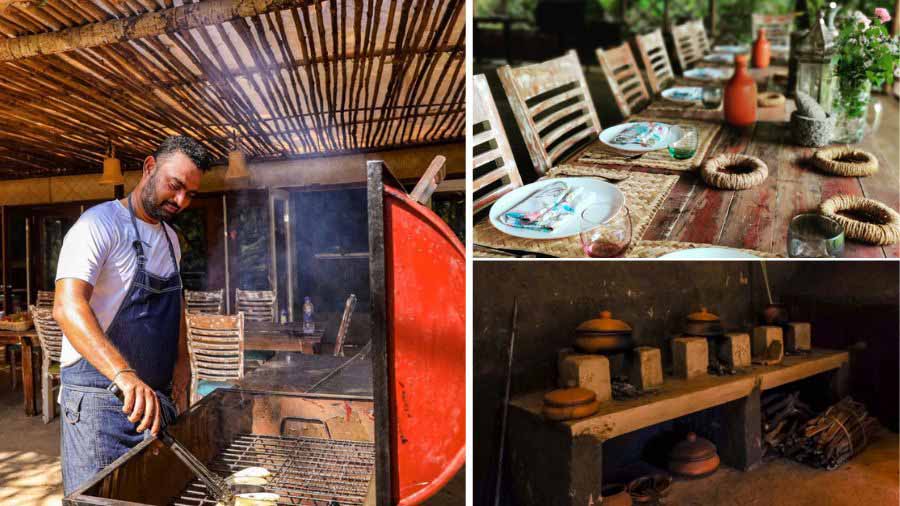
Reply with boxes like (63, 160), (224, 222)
(763, 395), (879, 470)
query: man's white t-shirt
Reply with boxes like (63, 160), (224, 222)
(55, 199), (181, 367)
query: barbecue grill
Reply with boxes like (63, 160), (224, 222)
(64, 162), (465, 506)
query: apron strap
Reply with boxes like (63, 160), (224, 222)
(126, 195), (147, 270)
(160, 221), (181, 276)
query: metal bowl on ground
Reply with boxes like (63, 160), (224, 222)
(684, 306), (724, 336)
(574, 310), (634, 354)
(668, 432), (721, 477)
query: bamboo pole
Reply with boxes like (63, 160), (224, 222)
(0, 0), (315, 62)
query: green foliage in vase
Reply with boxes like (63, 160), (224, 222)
(832, 8), (900, 117)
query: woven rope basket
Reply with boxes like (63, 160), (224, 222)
(758, 92), (785, 107)
(701, 154), (768, 190)
(812, 147), (879, 177)
(819, 195), (900, 245)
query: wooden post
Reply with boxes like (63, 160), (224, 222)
(708, 0), (717, 40)
(711, 381), (763, 470)
(619, 0), (628, 22)
(0, 0), (316, 62)
(663, 0), (671, 30)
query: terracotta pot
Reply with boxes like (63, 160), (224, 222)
(574, 310), (634, 354)
(724, 54), (758, 127)
(762, 303), (789, 325)
(753, 28), (771, 68)
(668, 432), (721, 477)
(542, 387), (601, 421)
(684, 306), (724, 336)
(601, 484), (633, 506)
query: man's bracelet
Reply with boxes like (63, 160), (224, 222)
(111, 367), (136, 384)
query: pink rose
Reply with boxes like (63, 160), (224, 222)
(874, 7), (891, 23)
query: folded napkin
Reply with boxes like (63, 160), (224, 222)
(499, 181), (590, 232)
(667, 88), (702, 101)
(610, 122), (669, 148)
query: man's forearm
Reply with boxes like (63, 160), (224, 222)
(54, 295), (130, 381)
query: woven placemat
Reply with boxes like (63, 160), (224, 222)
(625, 240), (782, 258)
(573, 116), (722, 173)
(645, 97), (723, 115)
(473, 166), (679, 258)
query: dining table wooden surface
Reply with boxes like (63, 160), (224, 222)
(243, 320), (326, 354)
(0, 329), (40, 416)
(565, 66), (900, 258)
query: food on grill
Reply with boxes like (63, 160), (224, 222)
(227, 492), (280, 506)
(225, 467), (272, 486)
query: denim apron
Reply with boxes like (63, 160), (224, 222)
(60, 196), (182, 495)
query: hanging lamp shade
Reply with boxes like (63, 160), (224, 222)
(98, 144), (124, 185)
(225, 135), (250, 181)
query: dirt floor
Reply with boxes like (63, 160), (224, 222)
(0, 359), (463, 506)
(664, 430), (899, 506)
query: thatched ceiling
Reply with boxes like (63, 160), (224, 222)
(0, 0), (465, 179)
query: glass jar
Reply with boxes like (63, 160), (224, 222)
(832, 80), (882, 144)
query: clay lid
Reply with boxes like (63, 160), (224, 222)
(543, 387), (596, 408)
(686, 307), (720, 322)
(669, 432), (718, 462)
(576, 310), (632, 333)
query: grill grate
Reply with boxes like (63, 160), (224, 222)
(172, 434), (375, 506)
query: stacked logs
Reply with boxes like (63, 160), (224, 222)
(763, 395), (879, 470)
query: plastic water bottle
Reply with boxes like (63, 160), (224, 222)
(279, 309), (288, 324)
(302, 296), (315, 334)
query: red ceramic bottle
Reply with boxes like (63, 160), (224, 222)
(753, 28), (771, 68)
(724, 54), (757, 127)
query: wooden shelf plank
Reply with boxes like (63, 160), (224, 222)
(509, 348), (848, 441)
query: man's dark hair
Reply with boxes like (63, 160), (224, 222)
(154, 135), (211, 173)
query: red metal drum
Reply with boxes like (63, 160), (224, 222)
(383, 185), (465, 505)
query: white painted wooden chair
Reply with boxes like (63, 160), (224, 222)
(234, 289), (277, 322)
(596, 42), (652, 119)
(635, 29), (677, 94)
(497, 50), (602, 175)
(29, 305), (61, 423)
(472, 73), (523, 212)
(333, 294), (358, 357)
(185, 288), (225, 315)
(185, 313), (244, 405)
(36, 290), (55, 309)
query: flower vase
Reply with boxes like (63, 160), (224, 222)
(832, 80), (872, 144)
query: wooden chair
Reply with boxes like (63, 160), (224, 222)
(689, 20), (711, 55)
(36, 290), (54, 309)
(635, 29), (677, 94)
(29, 305), (61, 424)
(333, 294), (357, 357)
(596, 42), (652, 119)
(671, 21), (706, 72)
(185, 289), (225, 315)
(234, 289), (276, 322)
(497, 50), (602, 175)
(472, 73), (523, 213)
(751, 13), (795, 52)
(185, 313), (244, 405)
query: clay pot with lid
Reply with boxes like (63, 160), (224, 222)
(684, 307), (724, 336)
(542, 387), (601, 421)
(668, 432), (721, 477)
(574, 310), (634, 354)
(762, 303), (789, 325)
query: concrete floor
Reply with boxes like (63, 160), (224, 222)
(0, 360), (463, 506)
(665, 431), (899, 506)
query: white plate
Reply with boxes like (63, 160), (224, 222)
(489, 178), (625, 240)
(703, 53), (734, 64)
(659, 247), (759, 259)
(684, 67), (733, 81)
(713, 44), (749, 54)
(598, 121), (677, 153)
(661, 86), (703, 103)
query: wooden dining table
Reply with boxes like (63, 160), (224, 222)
(243, 320), (326, 354)
(0, 329), (40, 416)
(573, 66), (900, 257)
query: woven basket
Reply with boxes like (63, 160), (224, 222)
(819, 195), (900, 245)
(758, 92), (785, 107)
(0, 319), (33, 332)
(700, 154), (768, 190)
(812, 147), (878, 177)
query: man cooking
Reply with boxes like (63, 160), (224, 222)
(53, 136), (209, 494)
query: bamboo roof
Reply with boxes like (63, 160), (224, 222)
(0, 0), (465, 179)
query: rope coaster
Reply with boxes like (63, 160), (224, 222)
(819, 195), (900, 245)
(758, 92), (785, 107)
(700, 154), (768, 190)
(812, 147), (879, 177)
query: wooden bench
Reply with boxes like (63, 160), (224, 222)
(506, 348), (849, 506)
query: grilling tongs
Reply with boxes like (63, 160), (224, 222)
(107, 383), (258, 505)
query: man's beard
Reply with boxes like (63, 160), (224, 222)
(140, 171), (178, 222)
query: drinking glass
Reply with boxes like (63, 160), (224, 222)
(668, 126), (698, 159)
(702, 87), (723, 109)
(579, 205), (632, 258)
(787, 213), (845, 258)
